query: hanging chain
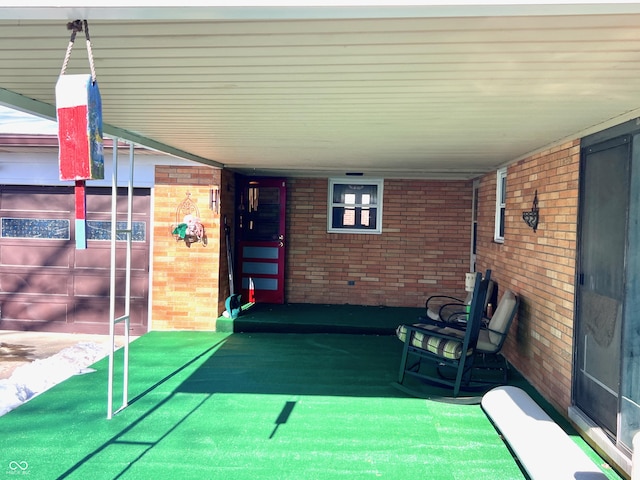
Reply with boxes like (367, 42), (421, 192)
(59, 19), (97, 82)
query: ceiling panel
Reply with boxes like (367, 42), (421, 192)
(1, 6), (640, 178)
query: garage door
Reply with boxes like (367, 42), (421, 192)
(0, 185), (150, 335)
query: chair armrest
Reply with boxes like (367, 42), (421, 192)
(482, 325), (505, 338)
(415, 316), (451, 330)
(438, 302), (468, 323)
(425, 294), (465, 311)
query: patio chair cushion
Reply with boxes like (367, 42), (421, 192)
(476, 329), (495, 352)
(396, 324), (471, 360)
(486, 290), (517, 346)
(426, 309), (440, 321)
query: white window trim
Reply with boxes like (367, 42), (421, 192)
(494, 167), (507, 243)
(327, 178), (383, 234)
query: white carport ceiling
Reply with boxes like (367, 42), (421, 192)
(3, 1), (640, 179)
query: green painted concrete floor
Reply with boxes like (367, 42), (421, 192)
(0, 305), (624, 479)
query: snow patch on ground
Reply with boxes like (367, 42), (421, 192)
(0, 342), (109, 416)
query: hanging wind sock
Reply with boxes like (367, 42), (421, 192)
(56, 20), (104, 249)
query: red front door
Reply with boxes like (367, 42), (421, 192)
(237, 178), (286, 304)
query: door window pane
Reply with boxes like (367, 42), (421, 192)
(242, 186), (281, 241)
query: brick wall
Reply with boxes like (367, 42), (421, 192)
(475, 140), (580, 413)
(286, 177), (473, 307)
(152, 165), (222, 330)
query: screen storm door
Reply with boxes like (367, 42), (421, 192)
(237, 178), (286, 304)
(575, 135), (629, 439)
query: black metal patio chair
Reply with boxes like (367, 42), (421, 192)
(396, 271), (491, 397)
(424, 272), (495, 323)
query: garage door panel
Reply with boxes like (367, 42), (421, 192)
(0, 186), (71, 212)
(74, 275), (147, 299)
(1, 295), (147, 335)
(1, 273), (71, 295)
(1, 244), (71, 268)
(1, 299), (68, 322)
(72, 299), (147, 335)
(72, 276), (108, 297)
(74, 300), (146, 325)
(0, 185), (150, 335)
(86, 188), (150, 213)
(74, 248), (148, 271)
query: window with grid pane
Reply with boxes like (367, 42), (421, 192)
(328, 178), (383, 234)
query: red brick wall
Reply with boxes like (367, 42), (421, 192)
(475, 140), (580, 413)
(152, 165), (222, 330)
(286, 178), (473, 307)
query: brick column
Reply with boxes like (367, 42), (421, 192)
(152, 165), (223, 330)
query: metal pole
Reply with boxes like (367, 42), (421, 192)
(107, 138), (119, 420)
(122, 142), (134, 408)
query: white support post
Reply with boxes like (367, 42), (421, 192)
(122, 143), (134, 408)
(107, 138), (118, 419)
(107, 139), (135, 419)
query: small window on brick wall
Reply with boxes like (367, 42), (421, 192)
(494, 167), (507, 242)
(328, 178), (383, 234)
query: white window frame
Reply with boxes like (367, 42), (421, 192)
(494, 167), (507, 243)
(327, 178), (383, 234)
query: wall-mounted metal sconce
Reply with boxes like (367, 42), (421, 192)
(171, 191), (207, 247)
(210, 186), (220, 213)
(522, 189), (539, 232)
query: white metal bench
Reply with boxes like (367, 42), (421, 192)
(482, 386), (608, 480)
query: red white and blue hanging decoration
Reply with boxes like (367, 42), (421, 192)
(56, 20), (104, 249)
